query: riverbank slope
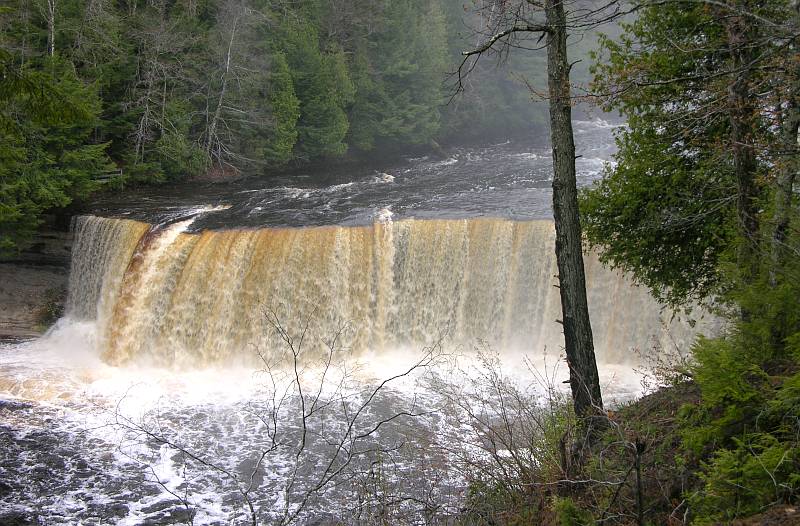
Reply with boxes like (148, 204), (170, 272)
(0, 217), (71, 340)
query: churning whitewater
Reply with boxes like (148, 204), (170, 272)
(0, 120), (712, 524)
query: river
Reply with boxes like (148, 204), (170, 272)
(0, 119), (712, 525)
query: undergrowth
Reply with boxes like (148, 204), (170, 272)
(457, 277), (800, 525)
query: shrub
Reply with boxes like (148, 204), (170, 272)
(553, 497), (592, 526)
(689, 433), (800, 523)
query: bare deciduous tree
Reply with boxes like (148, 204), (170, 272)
(126, 0), (198, 164)
(111, 307), (447, 525)
(201, 0), (273, 171)
(429, 347), (667, 526)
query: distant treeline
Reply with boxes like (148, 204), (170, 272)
(0, 0), (560, 184)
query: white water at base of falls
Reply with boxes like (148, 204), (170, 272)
(0, 317), (651, 525)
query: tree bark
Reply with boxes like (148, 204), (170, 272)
(545, 0), (604, 428)
(46, 0), (56, 56)
(770, 2), (800, 287)
(725, 11), (760, 290)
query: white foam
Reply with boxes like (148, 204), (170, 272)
(0, 328), (648, 524)
(190, 204), (232, 214)
(324, 182), (355, 193)
(373, 207), (394, 223)
(280, 186), (312, 199)
(372, 172), (395, 183)
(431, 157), (458, 167)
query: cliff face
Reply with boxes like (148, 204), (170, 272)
(0, 216), (73, 340)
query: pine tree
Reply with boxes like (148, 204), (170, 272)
(278, 18), (354, 159)
(0, 55), (112, 252)
(348, 0), (447, 151)
(262, 51), (300, 166)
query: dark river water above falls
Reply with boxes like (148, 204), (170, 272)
(88, 119), (621, 229)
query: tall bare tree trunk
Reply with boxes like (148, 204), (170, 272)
(770, 2), (800, 287)
(771, 98), (799, 283)
(46, 0), (56, 56)
(545, 0), (604, 429)
(206, 14), (239, 162)
(133, 70), (154, 163)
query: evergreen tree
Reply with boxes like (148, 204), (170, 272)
(0, 54), (112, 252)
(582, 0), (796, 307)
(0, 0), (564, 246)
(278, 18), (353, 159)
(348, 0), (447, 151)
(262, 51), (300, 166)
(346, 46), (386, 151)
(439, 0), (548, 143)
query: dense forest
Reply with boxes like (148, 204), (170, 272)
(0, 0), (582, 252)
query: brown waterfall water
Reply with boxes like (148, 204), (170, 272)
(66, 214), (697, 369)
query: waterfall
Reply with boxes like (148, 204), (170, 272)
(66, 215), (698, 368)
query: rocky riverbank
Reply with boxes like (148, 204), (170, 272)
(0, 217), (72, 340)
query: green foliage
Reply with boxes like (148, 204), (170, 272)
(690, 434), (800, 524)
(345, 0), (452, 151)
(6, 0), (525, 246)
(346, 48), (384, 151)
(681, 251), (800, 451)
(3, 0), (558, 195)
(680, 301), (800, 522)
(680, 337), (768, 454)
(768, 372), (800, 429)
(788, 333), (800, 361)
(372, 0), (446, 147)
(734, 280), (800, 361)
(692, 337), (767, 408)
(581, 0), (744, 307)
(553, 497), (592, 526)
(579, 120), (734, 306)
(0, 56), (111, 252)
(122, 160), (166, 185)
(686, 367), (800, 524)
(277, 19), (354, 159)
(151, 100), (208, 180)
(154, 132), (208, 180)
(584, 13), (800, 520)
(263, 52), (300, 166)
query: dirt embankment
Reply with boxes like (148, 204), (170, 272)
(0, 217), (72, 340)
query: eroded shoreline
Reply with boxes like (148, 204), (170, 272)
(0, 223), (72, 340)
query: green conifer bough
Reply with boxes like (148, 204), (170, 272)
(0, 55), (112, 253)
